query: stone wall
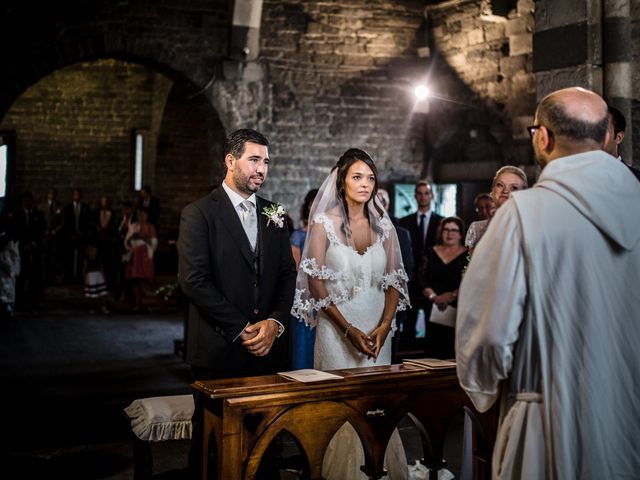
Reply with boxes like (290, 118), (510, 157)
(0, 0), (538, 232)
(155, 83), (226, 238)
(253, 0), (428, 219)
(1, 60), (157, 208)
(423, 0), (537, 183)
(0, 59), (219, 242)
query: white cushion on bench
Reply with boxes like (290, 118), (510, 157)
(125, 394), (194, 442)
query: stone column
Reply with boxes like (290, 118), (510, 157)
(533, 0), (603, 99)
(603, 0), (633, 163)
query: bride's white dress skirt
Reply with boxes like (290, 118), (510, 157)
(313, 242), (407, 480)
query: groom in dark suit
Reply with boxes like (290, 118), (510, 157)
(178, 129), (296, 478)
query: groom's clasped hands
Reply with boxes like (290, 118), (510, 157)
(241, 319), (280, 357)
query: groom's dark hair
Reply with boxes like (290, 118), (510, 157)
(224, 129), (269, 159)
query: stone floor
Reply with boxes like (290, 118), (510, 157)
(0, 286), (464, 479)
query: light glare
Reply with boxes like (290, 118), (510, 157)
(414, 84), (430, 101)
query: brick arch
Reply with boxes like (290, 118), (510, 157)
(0, 0), (228, 120)
(0, 55), (226, 255)
(1, 47), (216, 122)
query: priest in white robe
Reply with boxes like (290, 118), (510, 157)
(456, 87), (640, 479)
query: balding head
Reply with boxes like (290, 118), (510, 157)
(532, 87), (610, 166)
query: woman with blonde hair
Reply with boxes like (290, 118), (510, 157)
(465, 165), (528, 251)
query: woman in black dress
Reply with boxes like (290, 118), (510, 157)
(420, 216), (468, 359)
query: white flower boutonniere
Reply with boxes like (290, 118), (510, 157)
(262, 203), (287, 228)
(262, 204), (287, 228)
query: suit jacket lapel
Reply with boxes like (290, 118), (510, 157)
(212, 188), (256, 270)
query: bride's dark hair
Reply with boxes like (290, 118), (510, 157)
(332, 148), (385, 220)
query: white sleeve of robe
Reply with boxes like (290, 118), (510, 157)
(455, 202), (527, 413)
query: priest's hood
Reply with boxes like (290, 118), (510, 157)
(534, 150), (640, 251)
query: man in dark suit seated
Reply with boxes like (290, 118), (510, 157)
(178, 129), (296, 479)
(399, 180), (443, 343)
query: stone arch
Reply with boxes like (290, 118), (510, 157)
(0, 56), (227, 278)
(0, 2), (228, 119)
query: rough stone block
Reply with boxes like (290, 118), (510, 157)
(447, 52), (467, 69)
(342, 54), (375, 67)
(517, 0), (535, 16)
(484, 22), (506, 42)
(335, 43), (365, 55)
(467, 28), (485, 45)
(500, 55), (527, 76)
(509, 33), (532, 56)
(506, 16), (531, 36)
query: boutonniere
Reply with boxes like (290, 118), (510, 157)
(262, 204), (286, 228)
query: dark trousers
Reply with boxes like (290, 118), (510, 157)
(43, 235), (60, 284)
(16, 247), (42, 309)
(64, 237), (85, 283)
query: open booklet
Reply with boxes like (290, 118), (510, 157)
(402, 358), (456, 370)
(278, 369), (344, 383)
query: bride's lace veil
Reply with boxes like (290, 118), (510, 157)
(291, 148), (410, 326)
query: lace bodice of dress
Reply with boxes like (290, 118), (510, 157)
(322, 216), (387, 302)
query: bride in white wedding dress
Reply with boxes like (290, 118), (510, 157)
(292, 148), (410, 480)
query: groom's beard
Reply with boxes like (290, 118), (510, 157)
(233, 170), (265, 195)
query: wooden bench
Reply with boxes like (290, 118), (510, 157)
(124, 394), (194, 479)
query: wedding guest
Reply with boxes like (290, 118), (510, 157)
(84, 233), (110, 315)
(473, 192), (494, 221)
(115, 201), (134, 301)
(137, 185), (160, 226)
(292, 148), (410, 480)
(124, 207), (157, 312)
(465, 166), (527, 252)
(15, 192), (45, 310)
(489, 165), (527, 209)
(42, 188), (63, 285)
(0, 211), (20, 319)
(604, 104), (640, 180)
(178, 129), (296, 479)
(62, 188), (93, 283)
(420, 216), (468, 359)
(289, 188), (318, 369)
(399, 180), (443, 341)
(94, 195), (117, 291)
(457, 87), (640, 479)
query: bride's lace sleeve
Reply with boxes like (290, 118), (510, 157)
(379, 216), (411, 312)
(291, 215), (349, 326)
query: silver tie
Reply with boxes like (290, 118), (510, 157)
(240, 200), (257, 251)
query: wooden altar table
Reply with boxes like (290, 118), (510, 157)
(192, 363), (496, 480)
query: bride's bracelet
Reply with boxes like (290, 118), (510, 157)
(343, 322), (352, 338)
